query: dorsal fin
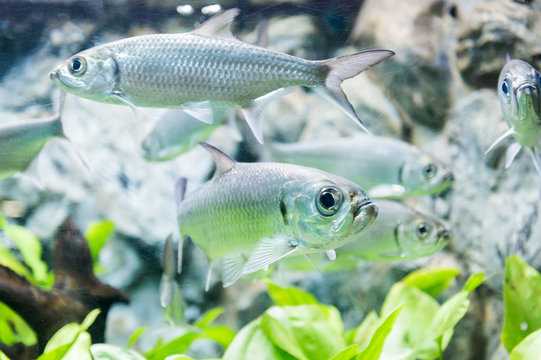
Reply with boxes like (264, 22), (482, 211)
(200, 142), (236, 176)
(191, 8), (240, 41)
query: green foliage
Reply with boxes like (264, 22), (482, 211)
(267, 281), (318, 306)
(84, 219), (115, 262)
(90, 344), (146, 359)
(402, 268), (460, 297)
(127, 328), (147, 348)
(510, 329), (541, 360)
(0, 350), (11, 360)
(502, 255), (541, 352)
(0, 301), (36, 346)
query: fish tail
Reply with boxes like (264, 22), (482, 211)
(315, 49), (394, 135)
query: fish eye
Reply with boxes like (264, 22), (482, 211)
(501, 81), (508, 95)
(316, 186), (343, 216)
(422, 163), (438, 179)
(69, 56), (87, 76)
(416, 222), (433, 240)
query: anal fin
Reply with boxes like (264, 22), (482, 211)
(222, 254), (245, 287)
(183, 101), (213, 124)
(243, 237), (298, 274)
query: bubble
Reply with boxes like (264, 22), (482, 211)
(520, 322), (528, 331)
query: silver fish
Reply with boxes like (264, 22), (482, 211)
(0, 94), (67, 180)
(487, 59), (541, 172)
(159, 234), (185, 324)
(281, 200), (450, 271)
(264, 135), (454, 199)
(175, 142), (378, 289)
(49, 9), (394, 143)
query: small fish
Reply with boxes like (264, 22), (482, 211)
(141, 108), (227, 161)
(486, 59), (541, 173)
(159, 234), (185, 324)
(264, 135), (454, 199)
(281, 200), (450, 271)
(175, 142), (378, 289)
(49, 9), (394, 144)
(0, 92), (67, 181)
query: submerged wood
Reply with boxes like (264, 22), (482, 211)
(0, 216), (129, 359)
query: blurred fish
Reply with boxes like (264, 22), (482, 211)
(281, 200), (450, 271)
(159, 234), (185, 324)
(175, 142), (378, 289)
(264, 135), (454, 199)
(0, 92), (67, 181)
(49, 9), (394, 144)
(486, 59), (541, 173)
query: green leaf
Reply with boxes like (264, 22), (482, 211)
(330, 345), (360, 360)
(502, 256), (541, 352)
(357, 305), (406, 360)
(261, 305), (346, 360)
(266, 281), (318, 306)
(510, 328), (541, 360)
(0, 244), (33, 279)
(0, 301), (37, 346)
(223, 319), (296, 360)
(164, 356), (194, 360)
(194, 308), (224, 329)
(39, 332), (92, 360)
(402, 268), (460, 297)
(463, 271), (486, 292)
(0, 216), (51, 286)
(352, 311), (379, 349)
(127, 328), (147, 348)
(0, 350), (12, 360)
(85, 220), (115, 262)
(145, 332), (199, 360)
(90, 343), (146, 359)
(201, 325), (236, 349)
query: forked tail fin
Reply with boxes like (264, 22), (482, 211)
(315, 49), (394, 135)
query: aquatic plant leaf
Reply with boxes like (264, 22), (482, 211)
(463, 271), (486, 292)
(266, 281), (318, 306)
(85, 219), (115, 262)
(200, 325), (236, 349)
(194, 307), (224, 329)
(164, 356), (194, 360)
(330, 345), (360, 360)
(502, 256), (541, 352)
(0, 244), (33, 282)
(39, 309), (100, 359)
(402, 268), (460, 297)
(357, 305), (406, 360)
(261, 305), (346, 360)
(0, 215), (51, 285)
(39, 331), (92, 360)
(90, 343), (146, 359)
(145, 332), (199, 360)
(223, 319), (296, 360)
(351, 311), (380, 348)
(0, 350), (11, 360)
(127, 328), (147, 348)
(0, 301), (37, 346)
(510, 328), (541, 360)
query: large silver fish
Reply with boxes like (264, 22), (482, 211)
(281, 200), (450, 271)
(49, 9), (394, 143)
(175, 142), (378, 289)
(264, 135), (454, 199)
(0, 94), (67, 180)
(486, 59), (541, 173)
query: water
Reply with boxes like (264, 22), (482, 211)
(1, 1), (541, 359)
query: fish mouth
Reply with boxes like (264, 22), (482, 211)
(49, 70), (58, 80)
(353, 199), (378, 220)
(437, 229), (452, 243)
(516, 83), (540, 120)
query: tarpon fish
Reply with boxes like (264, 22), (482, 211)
(281, 200), (450, 271)
(486, 59), (541, 173)
(264, 135), (454, 199)
(141, 107), (232, 161)
(49, 9), (394, 143)
(0, 93), (67, 180)
(175, 142), (378, 289)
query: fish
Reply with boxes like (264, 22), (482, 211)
(280, 200), (451, 271)
(49, 8), (394, 144)
(486, 59), (541, 173)
(175, 142), (378, 289)
(0, 92), (68, 181)
(159, 234), (185, 324)
(263, 134), (454, 199)
(141, 108), (229, 161)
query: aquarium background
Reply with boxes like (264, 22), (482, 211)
(1, 0), (541, 359)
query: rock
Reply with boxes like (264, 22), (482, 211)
(350, 0), (453, 129)
(454, 0), (541, 88)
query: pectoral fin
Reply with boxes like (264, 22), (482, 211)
(505, 142), (522, 168)
(222, 254), (245, 287)
(485, 127), (516, 155)
(182, 101), (213, 124)
(529, 147), (541, 175)
(243, 237), (298, 274)
(326, 250), (336, 261)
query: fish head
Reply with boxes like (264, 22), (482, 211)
(49, 46), (118, 102)
(400, 154), (454, 197)
(394, 211), (450, 258)
(499, 59), (541, 137)
(280, 175), (378, 251)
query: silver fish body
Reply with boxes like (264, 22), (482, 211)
(265, 135), (454, 199)
(50, 9), (394, 143)
(176, 143), (378, 287)
(0, 114), (64, 179)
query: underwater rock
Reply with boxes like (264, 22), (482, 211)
(454, 0), (541, 88)
(350, 0), (453, 129)
(0, 217), (128, 359)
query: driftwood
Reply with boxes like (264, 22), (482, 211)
(0, 217), (129, 359)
